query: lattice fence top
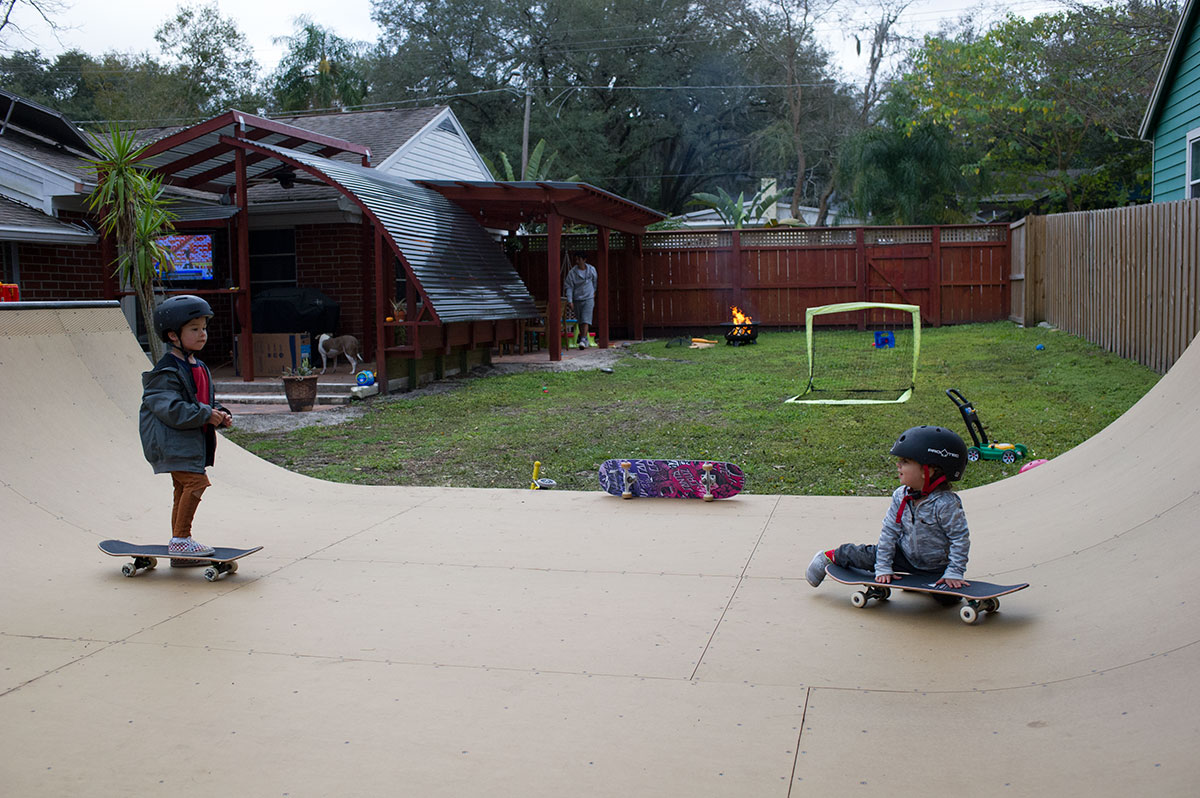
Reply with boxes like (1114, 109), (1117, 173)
(644, 231), (733, 250)
(739, 228), (857, 247)
(941, 226), (1007, 243)
(516, 224), (1006, 252)
(865, 228), (933, 246)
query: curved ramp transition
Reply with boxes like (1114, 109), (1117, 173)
(1, 303), (1196, 796)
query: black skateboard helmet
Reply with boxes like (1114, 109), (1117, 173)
(154, 294), (213, 342)
(890, 425), (968, 481)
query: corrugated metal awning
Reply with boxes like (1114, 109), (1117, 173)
(246, 141), (536, 323)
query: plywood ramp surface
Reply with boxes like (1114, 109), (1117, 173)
(2, 304), (1196, 796)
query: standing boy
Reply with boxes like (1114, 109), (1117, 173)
(139, 295), (233, 564)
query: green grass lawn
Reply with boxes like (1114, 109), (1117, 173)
(225, 322), (1160, 496)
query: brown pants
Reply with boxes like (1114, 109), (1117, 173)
(171, 471), (211, 539)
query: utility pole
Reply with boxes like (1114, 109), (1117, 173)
(521, 83), (532, 181)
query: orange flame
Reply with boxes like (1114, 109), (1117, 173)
(730, 306), (753, 333)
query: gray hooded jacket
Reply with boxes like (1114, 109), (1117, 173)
(875, 486), (970, 580)
(139, 352), (226, 474)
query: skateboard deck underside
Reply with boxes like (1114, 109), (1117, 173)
(598, 459), (744, 499)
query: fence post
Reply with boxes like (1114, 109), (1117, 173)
(929, 226), (943, 326)
(547, 212), (563, 362)
(1027, 215), (1044, 327)
(731, 228), (743, 316)
(632, 234), (645, 340)
(855, 227), (867, 329)
(597, 227), (610, 348)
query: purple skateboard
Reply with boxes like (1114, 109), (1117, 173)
(598, 459), (744, 501)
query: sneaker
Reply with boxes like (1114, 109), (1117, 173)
(806, 551), (833, 587)
(169, 537), (215, 556)
(578, 342), (586, 350)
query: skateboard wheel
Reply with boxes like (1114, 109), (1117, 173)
(121, 563), (137, 577)
(877, 587), (891, 601)
(959, 605), (979, 624)
(851, 591), (868, 608)
(203, 567), (219, 582)
(982, 598), (999, 613)
(146, 557), (158, 569)
(228, 561), (238, 574)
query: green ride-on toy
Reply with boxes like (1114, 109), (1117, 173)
(945, 388), (1029, 465)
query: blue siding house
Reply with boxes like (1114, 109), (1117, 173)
(1141, 0), (1200, 201)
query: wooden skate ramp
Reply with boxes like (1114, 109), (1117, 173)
(1, 302), (1196, 796)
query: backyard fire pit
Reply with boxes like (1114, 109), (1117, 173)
(723, 306), (758, 346)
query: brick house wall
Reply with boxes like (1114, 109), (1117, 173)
(16, 240), (105, 300)
(294, 222), (375, 342)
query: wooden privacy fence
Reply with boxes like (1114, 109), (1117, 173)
(511, 224), (1010, 332)
(1011, 199), (1200, 374)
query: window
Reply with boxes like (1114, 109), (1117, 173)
(249, 228), (296, 292)
(1188, 128), (1200, 200)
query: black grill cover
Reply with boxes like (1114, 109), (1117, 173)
(251, 287), (341, 335)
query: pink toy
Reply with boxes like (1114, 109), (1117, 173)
(1019, 458), (1049, 473)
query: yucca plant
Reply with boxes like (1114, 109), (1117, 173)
(84, 126), (177, 361)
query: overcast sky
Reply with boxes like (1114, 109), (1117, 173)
(8, 0), (1080, 86)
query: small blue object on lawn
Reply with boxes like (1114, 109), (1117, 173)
(1036, 344), (1045, 351)
(874, 330), (895, 348)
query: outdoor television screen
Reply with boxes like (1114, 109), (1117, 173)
(155, 233), (214, 281)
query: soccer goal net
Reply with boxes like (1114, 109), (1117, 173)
(785, 302), (922, 405)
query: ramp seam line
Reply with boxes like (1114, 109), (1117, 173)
(786, 686), (811, 798)
(688, 495), (782, 681)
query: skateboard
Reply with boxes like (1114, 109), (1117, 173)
(598, 459), (744, 501)
(824, 563), (1029, 625)
(98, 540), (263, 582)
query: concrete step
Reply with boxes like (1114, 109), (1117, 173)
(219, 393), (353, 406)
(214, 380), (356, 406)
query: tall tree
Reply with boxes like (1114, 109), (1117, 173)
(269, 17), (369, 112)
(0, 0), (65, 50)
(369, 0), (773, 213)
(837, 89), (981, 224)
(0, 49), (98, 120)
(154, 1), (262, 116)
(899, 1), (1178, 212)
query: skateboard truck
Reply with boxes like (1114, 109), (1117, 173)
(620, 460), (635, 499)
(700, 462), (715, 502)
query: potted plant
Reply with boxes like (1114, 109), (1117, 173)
(281, 358), (318, 412)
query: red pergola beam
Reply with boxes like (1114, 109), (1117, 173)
(138, 109), (370, 165)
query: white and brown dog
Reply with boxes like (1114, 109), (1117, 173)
(317, 333), (361, 375)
